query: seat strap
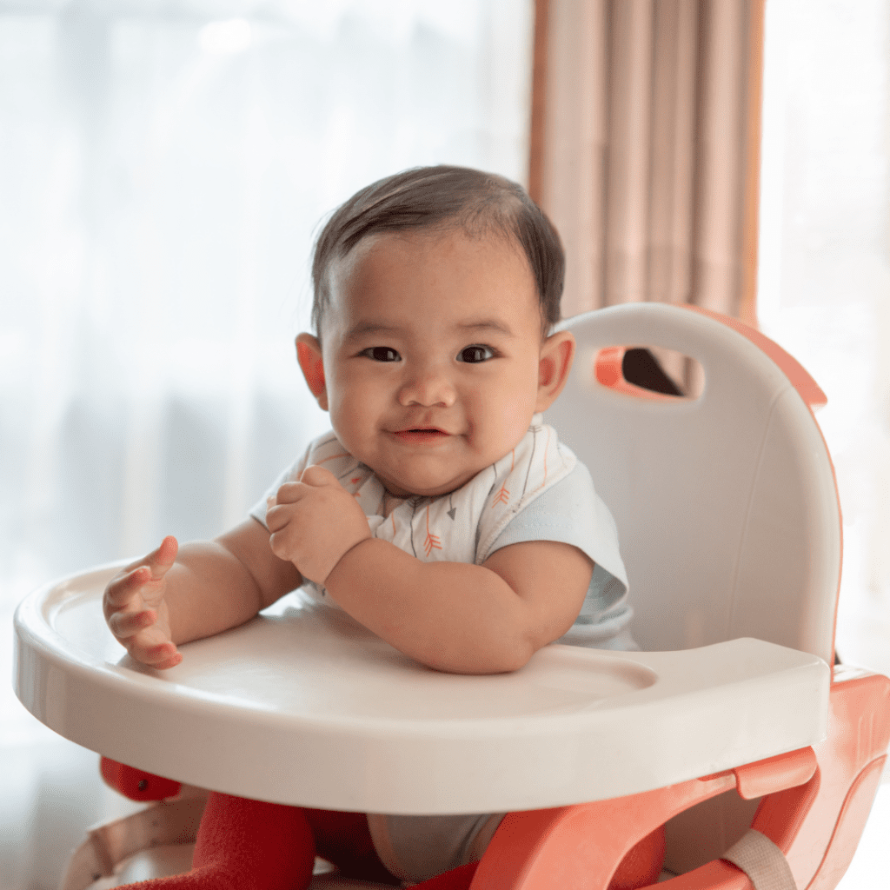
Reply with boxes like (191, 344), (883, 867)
(721, 830), (797, 890)
(60, 793), (205, 890)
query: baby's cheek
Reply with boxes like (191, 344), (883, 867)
(490, 400), (535, 446)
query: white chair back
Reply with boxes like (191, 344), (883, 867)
(548, 305), (841, 665)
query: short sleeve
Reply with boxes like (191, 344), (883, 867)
(488, 462), (626, 589)
(487, 462), (635, 649)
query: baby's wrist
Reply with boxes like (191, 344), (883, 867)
(323, 534), (373, 587)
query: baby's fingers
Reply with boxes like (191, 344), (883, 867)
(125, 632), (182, 670)
(104, 565), (153, 609)
(272, 481), (305, 506)
(138, 641), (183, 670)
(300, 465), (339, 488)
(144, 535), (178, 580)
(104, 537), (178, 611)
(109, 614), (182, 669)
(106, 605), (157, 640)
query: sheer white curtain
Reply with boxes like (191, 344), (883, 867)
(758, 5), (890, 884)
(0, 3), (532, 887)
(758, 7), (890, 883)
(758, 0), (890, 672)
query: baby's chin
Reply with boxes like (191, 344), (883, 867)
(382, 481), (461, 499)
(378, 470), (478, 500)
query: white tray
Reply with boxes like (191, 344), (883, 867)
(14, 563), (830, 814)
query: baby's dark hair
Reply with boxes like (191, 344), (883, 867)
(310, 165), (565, 335)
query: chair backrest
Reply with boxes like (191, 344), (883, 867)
(547, 304), (841, 665)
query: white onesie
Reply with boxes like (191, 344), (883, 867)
(250, 415), (633, 883)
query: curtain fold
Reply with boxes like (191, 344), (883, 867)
(530, 0), (764, 324)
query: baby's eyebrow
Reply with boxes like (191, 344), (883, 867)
(456, 319), (516, 337)
(343, 321), (400, 341)
(343, 319), (515, 341)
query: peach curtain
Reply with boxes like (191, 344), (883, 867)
(529, 0), (764, 324)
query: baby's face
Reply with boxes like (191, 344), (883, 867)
(309, 228), (560, 498)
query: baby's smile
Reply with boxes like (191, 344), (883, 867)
(393, 427), (451, 444)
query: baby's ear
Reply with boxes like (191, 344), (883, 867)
(535, 329), (575, 412)
(296, 333), (328, 411)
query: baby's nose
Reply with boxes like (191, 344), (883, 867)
(398, 365), (456, 408)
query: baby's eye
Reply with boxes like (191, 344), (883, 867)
(362, 346), (401, 362)
(457, 344), (494, 364)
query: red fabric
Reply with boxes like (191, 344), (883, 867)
(412, 862), (480, 889)
(112, 792), (408, 890)
(303, 808), (399, 884)
(100, 757), (181, 802)
(119, 793), (316, 890)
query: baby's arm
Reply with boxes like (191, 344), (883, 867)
(329, 538), (591, 674)
(103, 520), (301, 668)
(267, 467), (591, 674)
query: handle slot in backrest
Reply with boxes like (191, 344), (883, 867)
(594, 346), (704, 401)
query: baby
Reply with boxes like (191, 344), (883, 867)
(103, 166), (633, 888)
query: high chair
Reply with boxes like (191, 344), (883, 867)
(13, 303), (890, 890)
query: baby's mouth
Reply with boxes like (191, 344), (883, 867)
(393, 428), (449, 443)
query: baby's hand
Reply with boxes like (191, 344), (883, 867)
(103, 536), (183, 669)
(266, 465), (371, 585)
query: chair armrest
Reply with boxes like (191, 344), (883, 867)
(704, 747), (818, 800)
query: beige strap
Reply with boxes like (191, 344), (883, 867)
(722, 829), (797, 890)
(60, 791), (206, 890)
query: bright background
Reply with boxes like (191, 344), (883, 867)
(758, 3), (890, 884)
(1, 1), (888, 888)
(0, 3), (533, 886)
(757, 0), (890, 677)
